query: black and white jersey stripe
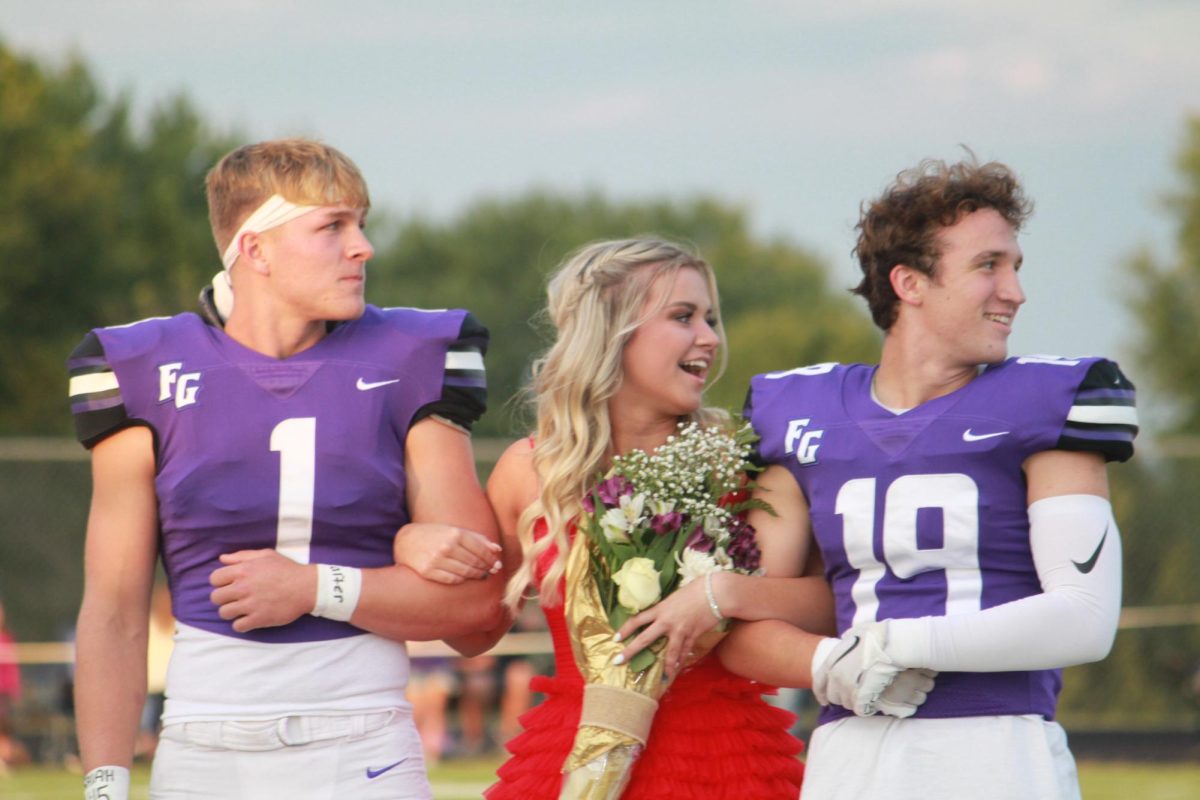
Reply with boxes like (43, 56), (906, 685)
(1058, 359), (1137, 462)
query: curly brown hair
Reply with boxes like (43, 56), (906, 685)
(852, 156), (1033, 329)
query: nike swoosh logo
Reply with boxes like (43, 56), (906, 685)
(829, 635), (863, 685)
(830, 635), (860, 668)
(1072, 525), (1109, 574)
(356, 378), (400, 391)
(365, 759), (407, 779)
(962, 429), (1009, 442)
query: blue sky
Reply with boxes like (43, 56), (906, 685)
(5, 1), (1199, 408)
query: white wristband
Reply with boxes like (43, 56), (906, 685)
(312, 564), (363, 622)
(84, 765), (130, 800)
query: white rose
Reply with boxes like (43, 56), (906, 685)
(612, 557), (662, 613)
(675, 546), (719, 587)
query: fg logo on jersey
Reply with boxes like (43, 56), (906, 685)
(158, 362), (201, 408)
(785, 418), (823, 465)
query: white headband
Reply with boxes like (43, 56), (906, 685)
(213, 194), (320, 320)
(220, 194), (320, 270)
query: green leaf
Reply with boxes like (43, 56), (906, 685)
(659, 555), (678, 590)
(728, 496), (776, 517)
(647, 528), (676, 560)
(628, 647), (658, 673)
(608, 603), (632, 632)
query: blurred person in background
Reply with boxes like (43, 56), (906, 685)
(494, 600), (548, 747)
(0, 598), (22, 776)
(406, 656), (456, 766)
(454, 654), (498, 757)
(135, 584), (173, 760)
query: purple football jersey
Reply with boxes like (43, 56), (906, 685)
(68, 306), (487, 645)
(746, 356), (1136, 723)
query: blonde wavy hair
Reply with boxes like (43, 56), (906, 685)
(503, 238), (730, 609)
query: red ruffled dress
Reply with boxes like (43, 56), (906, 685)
(485, 523), (805, 799)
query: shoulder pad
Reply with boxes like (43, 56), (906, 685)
(1057, 359), (1138, 462)
(67, 331), (131, 448)
(412, 311), (489, 430)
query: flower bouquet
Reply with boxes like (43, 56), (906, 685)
(559, 421), (766, 799)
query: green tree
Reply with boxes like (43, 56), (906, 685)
(0, 43), (114, 434)
(87, 94), (233, 324)
(1058, 116), (1200, 730)
(0, 38), (876, 437)
(368, 190), (877, 435)
(1122, 118), (1200, 625)
(1127, 116), (1200, 434)
(0, 41), (234, 434)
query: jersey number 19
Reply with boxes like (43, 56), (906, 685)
(836, 473), (982, 627)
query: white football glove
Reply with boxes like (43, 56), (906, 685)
(875, 664), (937, 718)
(811, 622), (936, 718)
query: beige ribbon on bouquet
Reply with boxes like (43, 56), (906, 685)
(561, 534), (667, 773)
(559, 535), (727, 799)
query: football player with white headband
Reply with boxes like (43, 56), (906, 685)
(68, 138), (503, 800)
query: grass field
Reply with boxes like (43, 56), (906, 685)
(2, 758), (1197, 799)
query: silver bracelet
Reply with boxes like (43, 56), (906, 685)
(704, 570), (725, 622)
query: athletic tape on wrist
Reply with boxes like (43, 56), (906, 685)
(84, 765), (130, 800)
(312, 564), (362, 622)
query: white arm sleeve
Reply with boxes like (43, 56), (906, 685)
(886, 494), (1122, 672)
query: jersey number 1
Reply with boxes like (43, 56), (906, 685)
(270, 417), (316, 563)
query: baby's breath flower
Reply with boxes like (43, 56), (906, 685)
(581, 420), (767, 620)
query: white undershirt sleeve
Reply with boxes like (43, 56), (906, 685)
(885, 494), (1122, 672)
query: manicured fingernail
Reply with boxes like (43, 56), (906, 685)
(491, 561), (502, 572)
(612, 653), (625, 665)
(612, 632), (623, 643)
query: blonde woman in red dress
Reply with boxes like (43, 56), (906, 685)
(400, 238), (837, 798)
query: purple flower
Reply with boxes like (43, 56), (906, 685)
(685, 525), (715, 553)
(726, 520), (761, 571)
(596, 474), (635, 508)
(650, 511), (685, 536)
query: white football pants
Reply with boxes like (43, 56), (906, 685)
(150, 709), (430, 799)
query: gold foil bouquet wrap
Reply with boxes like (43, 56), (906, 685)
(561, 536), (726, 799)
(557, 422), (767, 799)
